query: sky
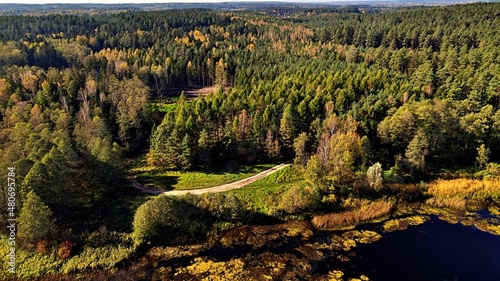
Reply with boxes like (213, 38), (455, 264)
(1, 0), (339, 4)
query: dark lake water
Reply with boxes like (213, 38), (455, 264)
(346, 215), (500, 281)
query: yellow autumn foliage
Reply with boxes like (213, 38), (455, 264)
(383, 215), (428, 232)
(427, 178), (500, 200)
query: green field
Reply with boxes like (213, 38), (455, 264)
(132, 161), (276, 191)
(225, 165), (306, 214)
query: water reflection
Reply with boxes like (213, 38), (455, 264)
(346, 215), (500, 281)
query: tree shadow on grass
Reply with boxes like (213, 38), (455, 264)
(202, 163), (274, 176)
(135, 172), (179, 191)
(100, 187), (153, 233)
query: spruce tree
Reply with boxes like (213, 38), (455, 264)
(18, 191), (56, 243)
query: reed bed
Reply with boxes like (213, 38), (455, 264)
(312, 200), (394, 229)
(427, 178), (500, 200)
(425, 197), (466, 210)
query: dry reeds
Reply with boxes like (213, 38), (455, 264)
(312, 200), (394, 229)
(427, 178), (500, 200)
(426, 197), (466, 210)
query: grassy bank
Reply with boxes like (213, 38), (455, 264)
(13, 162), (500, 280)
(226, 165), (306, 214)
(131, 158), (275, 190)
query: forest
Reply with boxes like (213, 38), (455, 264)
(0, 2), (499, 280)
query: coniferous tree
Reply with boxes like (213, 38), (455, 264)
(18, 191), (56, 243)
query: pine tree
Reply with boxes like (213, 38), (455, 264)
(148, 112), (174, 167)
(197, 128), (212, 168)
(280, 104), (297, 154)
(180, 134), (193, 170)
(18, 191), (56, 243)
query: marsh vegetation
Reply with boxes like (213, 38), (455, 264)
(0, 2), (499, 280)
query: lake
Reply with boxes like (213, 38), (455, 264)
(345, 215), (500, 281)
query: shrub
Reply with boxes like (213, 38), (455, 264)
(85, 226), (127, 248)
(15, 250), (61, 279)
(60, 245), (133, 274)
(36, 239), (50, 255)
(132, 195), (208, 246)
(222, 194), (246, 222)
(0, 236), (62, 279)
(278, 184), (322, 215)
(303, 155), (327, 187)
(57, 240), (75, 260)
(475, 163), (500, 179)
(200, 193), (246, 222)
(486, 163), (500, 177)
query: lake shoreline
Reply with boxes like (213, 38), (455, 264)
(35, 203), (499, 281)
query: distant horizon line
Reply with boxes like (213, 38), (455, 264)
(3, 0), (345, 4)
(0, 0), (496, 7)
(1, 0), (493, 4)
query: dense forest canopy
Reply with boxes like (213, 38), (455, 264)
(0, 2), (499, 252)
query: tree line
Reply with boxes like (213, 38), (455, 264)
(0, 3), (499, 247)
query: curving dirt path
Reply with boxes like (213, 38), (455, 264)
(131, 163), (290, 196)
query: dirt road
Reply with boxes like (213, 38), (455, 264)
(131, 163), (290, 196)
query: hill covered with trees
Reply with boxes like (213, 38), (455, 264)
(0, 2), (499, 279)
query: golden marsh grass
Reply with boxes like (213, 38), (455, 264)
(312, 200), (394, 230)
(427, 178), (500, 200)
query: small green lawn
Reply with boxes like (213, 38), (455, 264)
(150, 101), (178, 113)
(132, 163), (276, 190)
(225, 165), (306, 214)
